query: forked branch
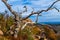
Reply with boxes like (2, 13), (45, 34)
(22, 0), (60, 20)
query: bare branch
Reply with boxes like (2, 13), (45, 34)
(32, 7), (34, 12)
(23, 6), (27, 13)
(2, 0), (21, 38)
(22, 0), (60, 20)
(1, 0), (60, 38)
(2, 0), (18, 16)
(35, 14), (39, 23)
(19, 6), (28, 19)
(53, 7), (60, 12)
(45, 0), (59, 11)
(21, 11), (34, 20)
(21, 22), (35, 30)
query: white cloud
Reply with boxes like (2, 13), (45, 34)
(0, 0), (60, 22)
(8, 0), (17, 1)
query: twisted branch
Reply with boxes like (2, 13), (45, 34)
(22, 0), (60, 21)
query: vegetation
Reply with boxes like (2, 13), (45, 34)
(0, 13), (58, 40)
(0, 0), (60, 40)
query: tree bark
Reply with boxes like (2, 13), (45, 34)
(2, 0), (21, 38)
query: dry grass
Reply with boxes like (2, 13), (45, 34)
(0, 13), (59, 40)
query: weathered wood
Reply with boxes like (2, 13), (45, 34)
(2, 0), (60, 38)
(2, 0), (20, 38)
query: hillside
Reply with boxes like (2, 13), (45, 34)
(0, 13), (60, 40)
(0, 22), (59, 40)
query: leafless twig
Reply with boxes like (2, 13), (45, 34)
(22, 0), (60, 20)
(2, 0), (60, 38)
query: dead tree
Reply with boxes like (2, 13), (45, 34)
(2, 0), (60, 38)
(22, 0), (60, 22)
(2, 0), (21, 38)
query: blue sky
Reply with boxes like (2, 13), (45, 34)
(0, 0), (60, 22)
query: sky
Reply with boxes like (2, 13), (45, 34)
(0, 0), (60, 22)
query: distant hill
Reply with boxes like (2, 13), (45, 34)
(38, 22), (60, 25)
(30, 16), (60, 25)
